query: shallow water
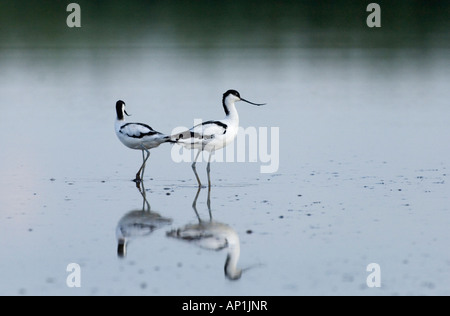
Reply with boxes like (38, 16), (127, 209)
(1, 1), (449, 296)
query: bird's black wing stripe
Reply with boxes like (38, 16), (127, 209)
(202, 121), (228, 130)
(122, 122), (156, 131)
(121, 130), (159, 139)
(120, 123), (160, 139)
(202, 121), (228, 134)
(176, 121), (228, 140)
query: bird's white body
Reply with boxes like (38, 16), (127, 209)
(115, 120), (169, 150)
(114, 100), (172, 182)
(174, 90), (264, 187)
(176, 95), (241, 153)
(115, 101), (170, 150)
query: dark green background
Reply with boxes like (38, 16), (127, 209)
(1, 0), (448, 49)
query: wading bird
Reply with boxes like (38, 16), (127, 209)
(115, 100), (173, 183)
(174, 90), (265, 188)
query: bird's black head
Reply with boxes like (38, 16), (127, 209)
(222, 90), (241, 115)
(223, 90), (241, 99)
(116, 100), (130, 120)
(222, 90), (265, 115)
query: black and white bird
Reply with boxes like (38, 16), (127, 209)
(174, 90), (265, 188)
(166, 188), (244, 280)
(115, 100), (173, 183)
(116, 183), (172, 258)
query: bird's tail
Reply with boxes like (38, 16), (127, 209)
(170, 130), (213, 143)
(169, 130), (192, 143)
(163, 135), (177, 144)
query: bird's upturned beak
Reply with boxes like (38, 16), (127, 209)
(240, 97), (266, 106)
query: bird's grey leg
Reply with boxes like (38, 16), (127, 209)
(141, 148), (151, 179)
(192, 150), (203, 188)
(137, 150), (145, 182)
(141, 148), (150, 179)
(133, 150), (144, 184)
(135, 146), (150, 183)
(207, 152), (213, 190)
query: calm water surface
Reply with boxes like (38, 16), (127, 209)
(0, 1), (449, 295)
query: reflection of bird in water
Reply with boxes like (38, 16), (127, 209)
(166, 188), (244, 280)
(116, 183), (172, 258)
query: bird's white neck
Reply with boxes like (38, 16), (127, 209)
(224, 100), (239, 123)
